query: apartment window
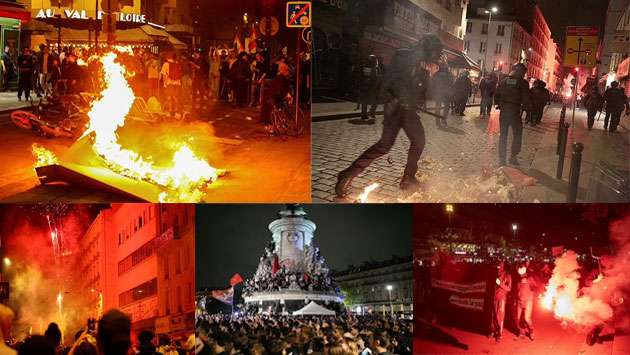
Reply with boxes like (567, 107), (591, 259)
(479, 41), (486, 53)
(497, 25), (505, 36)
(466, 22), (472, 33)
(118, 238), (158, 275)
(119, 278), (157, 307)
(495, 43), (503, 54)
(464, 40), (470, 52)
(164, 256), (170, 280)
(481, 23), (488, 34)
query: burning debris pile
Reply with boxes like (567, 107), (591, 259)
(541, 214), (630, 332)
(357, 157), (535, 203)
(32, 50), (222, 202)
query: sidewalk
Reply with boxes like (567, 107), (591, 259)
(524, 107), (629, 202)
(0, 91), (31, 113)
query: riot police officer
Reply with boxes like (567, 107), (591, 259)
(494, 63), (531, 166)
(335, 35), (443, 197)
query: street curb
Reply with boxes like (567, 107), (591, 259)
(0, 105), (30, 115)
(313, 104), (481, 122)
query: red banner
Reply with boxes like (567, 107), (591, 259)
(566, 26), (599, 36)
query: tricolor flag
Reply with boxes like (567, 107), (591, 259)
(230, 273), (244, 286)
(211, 287), (234, 305)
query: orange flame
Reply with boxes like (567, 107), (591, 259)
(82, 52), (219, 202)
(32, 143), (58, 167)
(359, 183), (379, 203)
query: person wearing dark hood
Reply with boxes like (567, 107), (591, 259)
(602, 81), (630, 132)
(528, 80), (551, 126)
(515, 264), (535, 341)
(494, 62), (531, 166)
(583, 85), (604, 130)
(335, 35), (443, 197)
(358, 54), (383, 122)
(430, 62), (453, 127)
(491, 261), (512, 342)
(17, 47), (34, 101)
(453, 71), (472, 116)
(479, 73), (497, 118)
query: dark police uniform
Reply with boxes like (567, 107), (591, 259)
(494, 73), (530, 165)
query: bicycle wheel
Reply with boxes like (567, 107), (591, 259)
(10, 111), (37, 130)
(271, 106), (291, 139)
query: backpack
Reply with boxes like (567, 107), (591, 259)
(168, 61), (183, 81)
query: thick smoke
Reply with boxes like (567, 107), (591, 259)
(545, 213), (630, 329)
(3, 206), (96, 343)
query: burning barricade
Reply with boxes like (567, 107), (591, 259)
(31, 50), (223, 202)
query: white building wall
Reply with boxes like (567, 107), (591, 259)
(464, 18), (514, 74)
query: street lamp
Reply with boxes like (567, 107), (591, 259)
(483, 6), (499, 75)
(445, 204), (454, 230)
(386, 285), (393, 316)
(2, 257), (10, 267)
(512, 223), (518, 239)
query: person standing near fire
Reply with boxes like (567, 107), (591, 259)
(160, 53), (183, 117)
(335, 35), (444, 197)
(491, 261), (512, 342)
(515, 264), (535, 340)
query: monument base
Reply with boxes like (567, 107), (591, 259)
(244, 290), (344, 314)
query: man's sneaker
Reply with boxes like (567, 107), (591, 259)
(335, 169), (354, 197)
(527, 332), (534, 341)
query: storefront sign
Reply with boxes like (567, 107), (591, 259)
(35, 8), (146, 24)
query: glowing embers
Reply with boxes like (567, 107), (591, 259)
(32, 144), (58, 168)
(33, 51), (221, 202)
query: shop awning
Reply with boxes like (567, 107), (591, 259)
(444, 48), (481, 71)
(140, 25), (186, 50)
(0, 2), (30, 23)
(43, 26), (154, 44)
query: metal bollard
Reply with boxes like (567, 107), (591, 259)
(556, 122), (570, 179)
(566, 142), (584, 203)
(557, 115), (566, 155)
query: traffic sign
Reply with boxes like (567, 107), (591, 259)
(286, 1), (311, 28)
(259, 16), (280, 36)
(564, 26), (599, 68)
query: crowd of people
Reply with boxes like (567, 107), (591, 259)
(415, 252), (609, 344)
(0, 305), (194, 355)
(6, 42), (310, 132)
(243, 267), (338, 296)
(195, 313), (412, 355)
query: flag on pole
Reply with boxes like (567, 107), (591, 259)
(234, 33), (244, 53)
(272, 255), (280, 274)
(211, 287), (234, 305)
(248, 24), (258, 53)
(230, 273), (244, 286)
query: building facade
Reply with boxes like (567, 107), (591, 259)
(599, 0), (630, 77)
(314, 0), (472, 99)
(73, 204), (195, 338)
(334, 256), (413, 316)
(465, 0), (553, 81)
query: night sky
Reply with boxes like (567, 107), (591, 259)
(195, 204), (412, 289)
(537, 0), (609, 48)
(413, 204), (629, 250)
